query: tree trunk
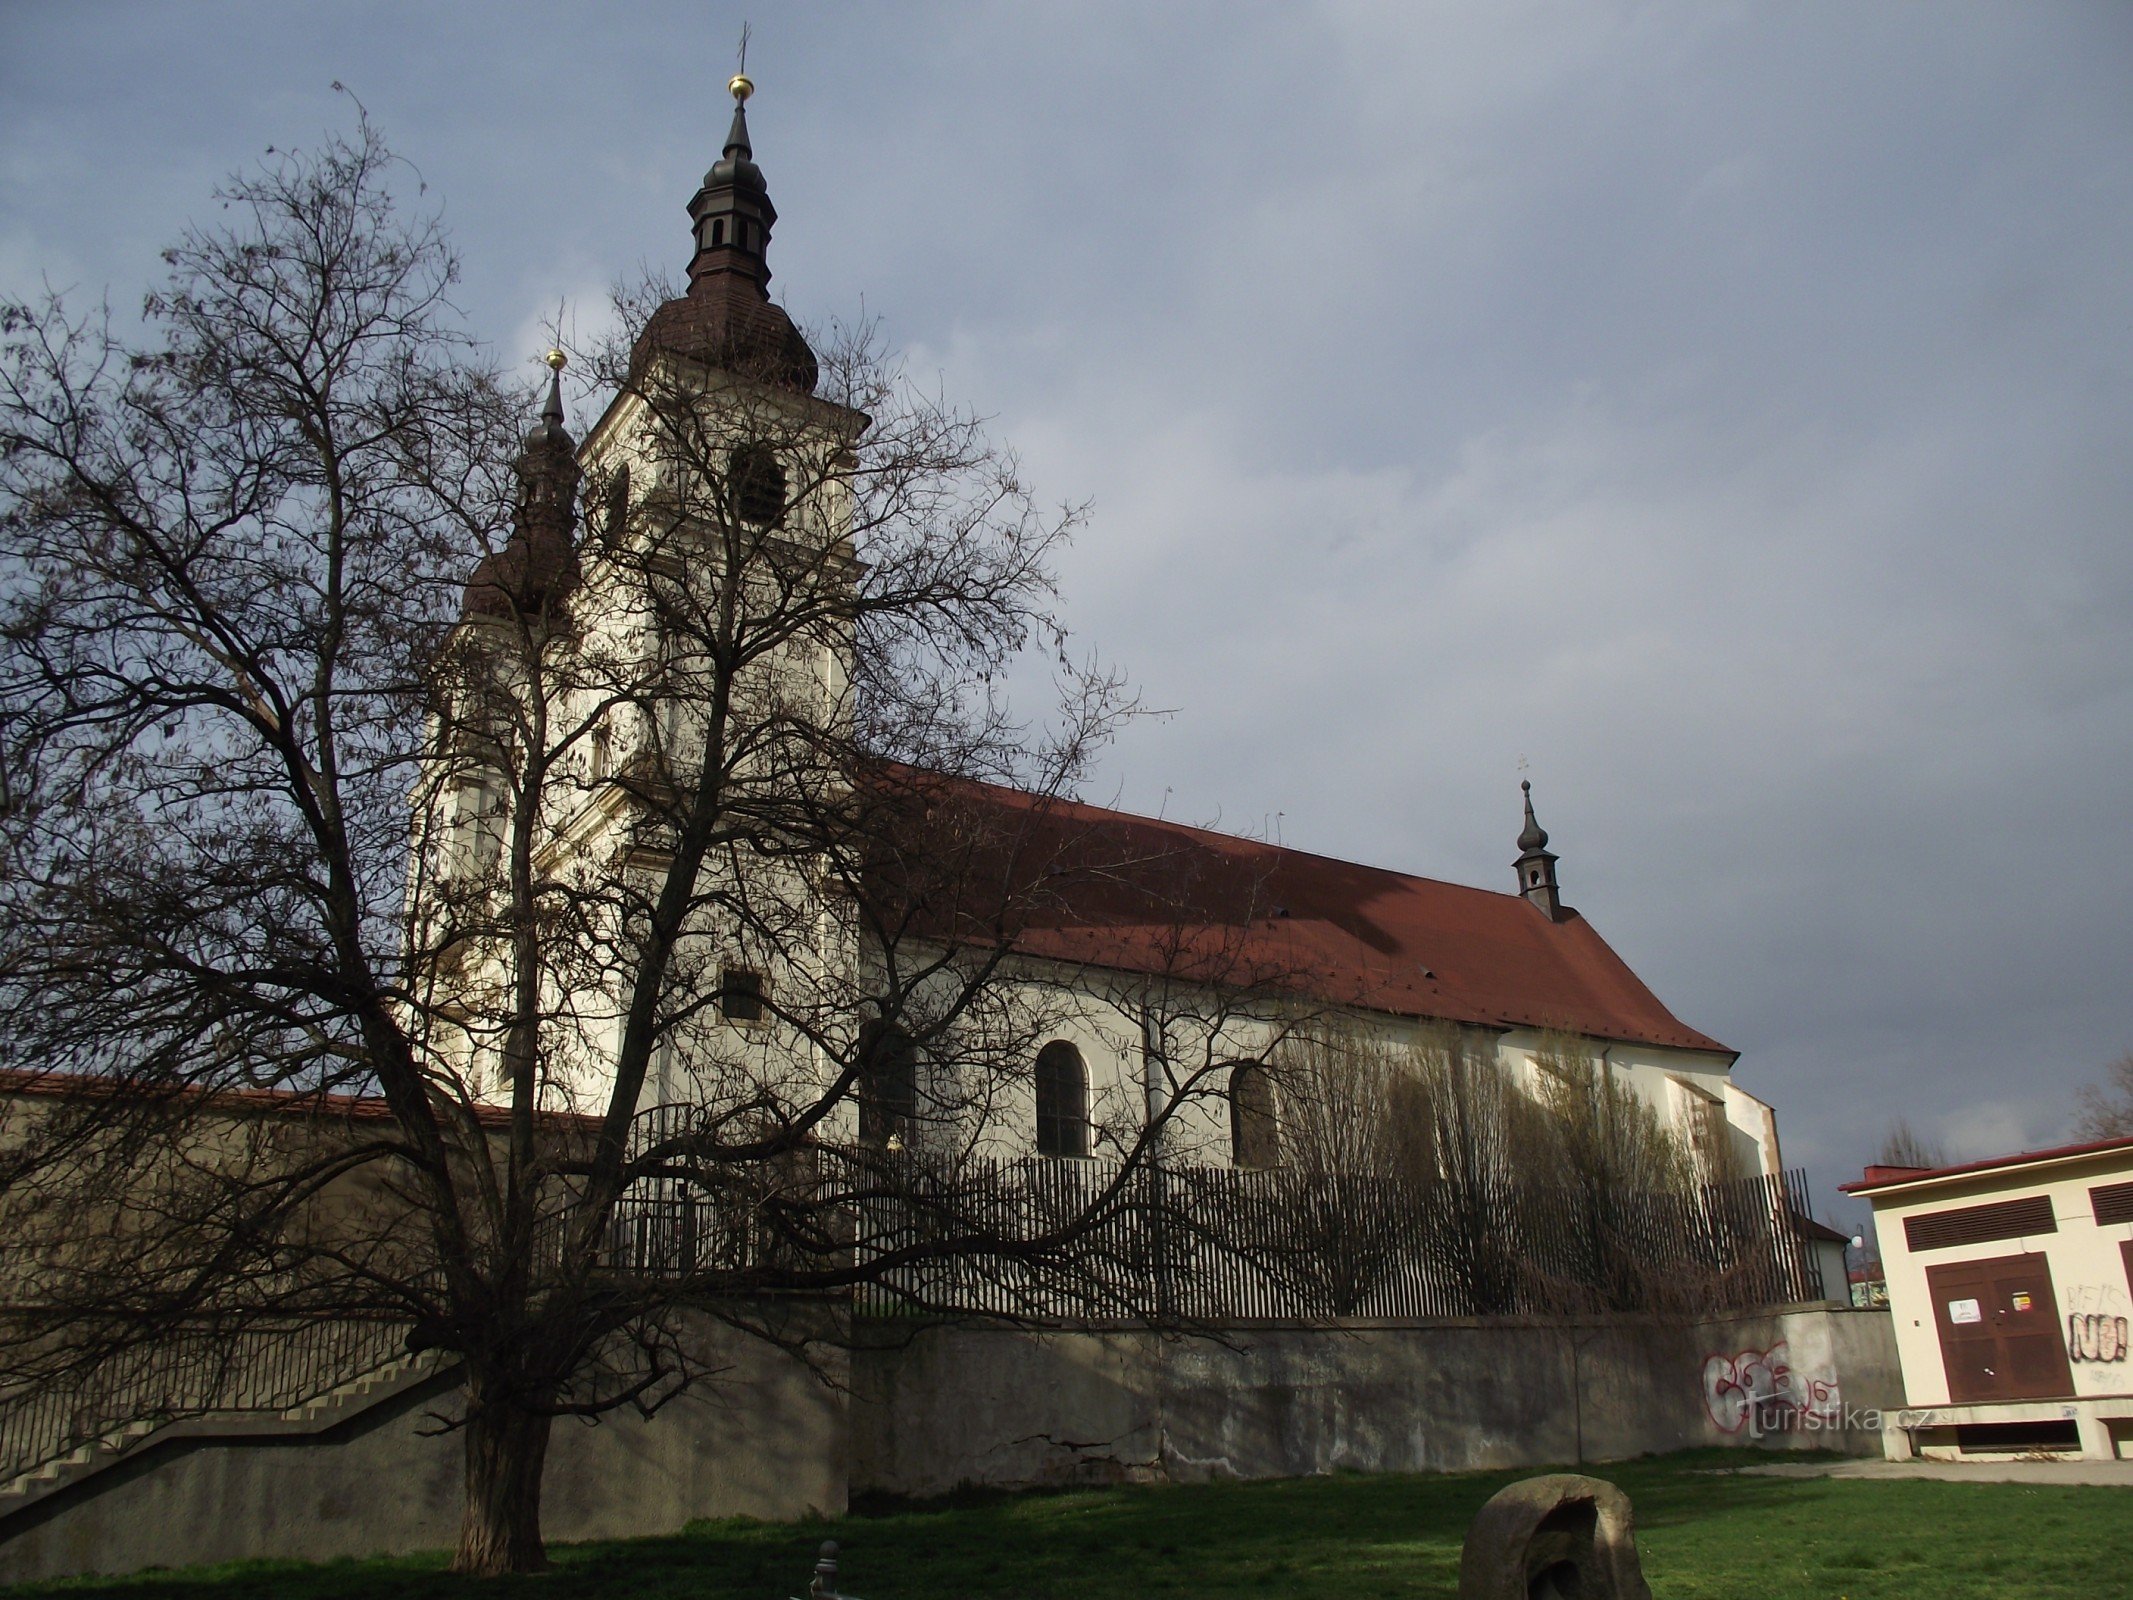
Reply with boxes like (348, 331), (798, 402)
(453, 1388), (555, 1575)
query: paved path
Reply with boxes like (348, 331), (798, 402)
(1729, 1458), (2133, 1486)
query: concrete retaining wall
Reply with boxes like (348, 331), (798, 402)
(1, 1304), (1900, 1582)
(0, 1314), (846, 1585)
(852, 1306), (1900, 1496)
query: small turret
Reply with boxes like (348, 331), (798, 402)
(1513, 780), (1565, 921)
(462, 350), (582, 620)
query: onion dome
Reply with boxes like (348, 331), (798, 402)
(635, 74), (818, 392)
(1517, 780), (1549, 853)
(463, 351), (583, 620)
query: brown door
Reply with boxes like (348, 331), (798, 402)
(1925, 1252), (2074, 1403)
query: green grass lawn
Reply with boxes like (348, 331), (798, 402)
(11, 1452), (2130, 1599)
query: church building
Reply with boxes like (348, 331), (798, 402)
(438, 72), (1785, 1191)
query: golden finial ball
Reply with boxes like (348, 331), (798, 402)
(544, 348), (567, 372)
(729, 73), (754, 104)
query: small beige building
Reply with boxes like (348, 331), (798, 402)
(1844, 1135), (2133, 1460)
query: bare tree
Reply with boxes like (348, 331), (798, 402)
(2073, 1053), (2133, 1141)
(0, 113), (1263, 1574)
(1522, 1031), (1700, 1310)
(1530, 1034), (1696, 1190)
(1265, 1023), (1543, 1314)
(1874, 1117), (1947, 1170)
(1402, 1024), (1543, 1313)
(1266, 1024), (1760, 1316)
(1255, 1025), (1422, 1313)
(1270, 1026), (1418, 1181)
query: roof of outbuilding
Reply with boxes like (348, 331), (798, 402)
(1792, 1212), (1853, 1244)
(886, 777), (1732, 1056)
(0, 1064), (582, 1132)
(1841, 1133), (2133, 1196)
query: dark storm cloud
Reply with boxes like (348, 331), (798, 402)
(4, 1), (2129, 1217)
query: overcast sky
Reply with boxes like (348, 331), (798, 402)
(4, 1), (2129, 1222)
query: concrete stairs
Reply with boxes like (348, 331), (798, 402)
(0, 1351), (450, 1522)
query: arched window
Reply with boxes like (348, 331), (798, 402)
(1034, 1041), (1089, 1159)
(1230, 1062), (1279, 1170)
(727, 444), (786, 528)
(857, 1022), (917, 1149)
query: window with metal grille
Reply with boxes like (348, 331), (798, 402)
(719, 968), (766, 1023)
(2090, 1180), (2133, 1227)
(1903, 1194), (2056, 1252)
(1034, 1041), (1089, 1159)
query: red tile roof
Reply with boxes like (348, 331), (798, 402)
(0, 1064), (591, 1132)
(1792, 1212), (1853, 1245)
(887, 778), (1731, 1056)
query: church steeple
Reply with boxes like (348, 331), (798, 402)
(637, 73), (819, 393)
(1513, 780), (1565, 921)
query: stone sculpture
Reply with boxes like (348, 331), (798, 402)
(1457, 1473), (1652, 1600)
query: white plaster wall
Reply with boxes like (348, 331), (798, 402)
(904, 982), (1779, 1179)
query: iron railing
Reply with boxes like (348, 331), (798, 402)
(0, 1316), (411, 1492)
(601, 1143), (1826, 1324)
(844, 1159), (1823, 1321)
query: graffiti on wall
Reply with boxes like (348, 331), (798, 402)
(2064, 1283), (2130, 1365)
(1700, 1340), (1841, 1436)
